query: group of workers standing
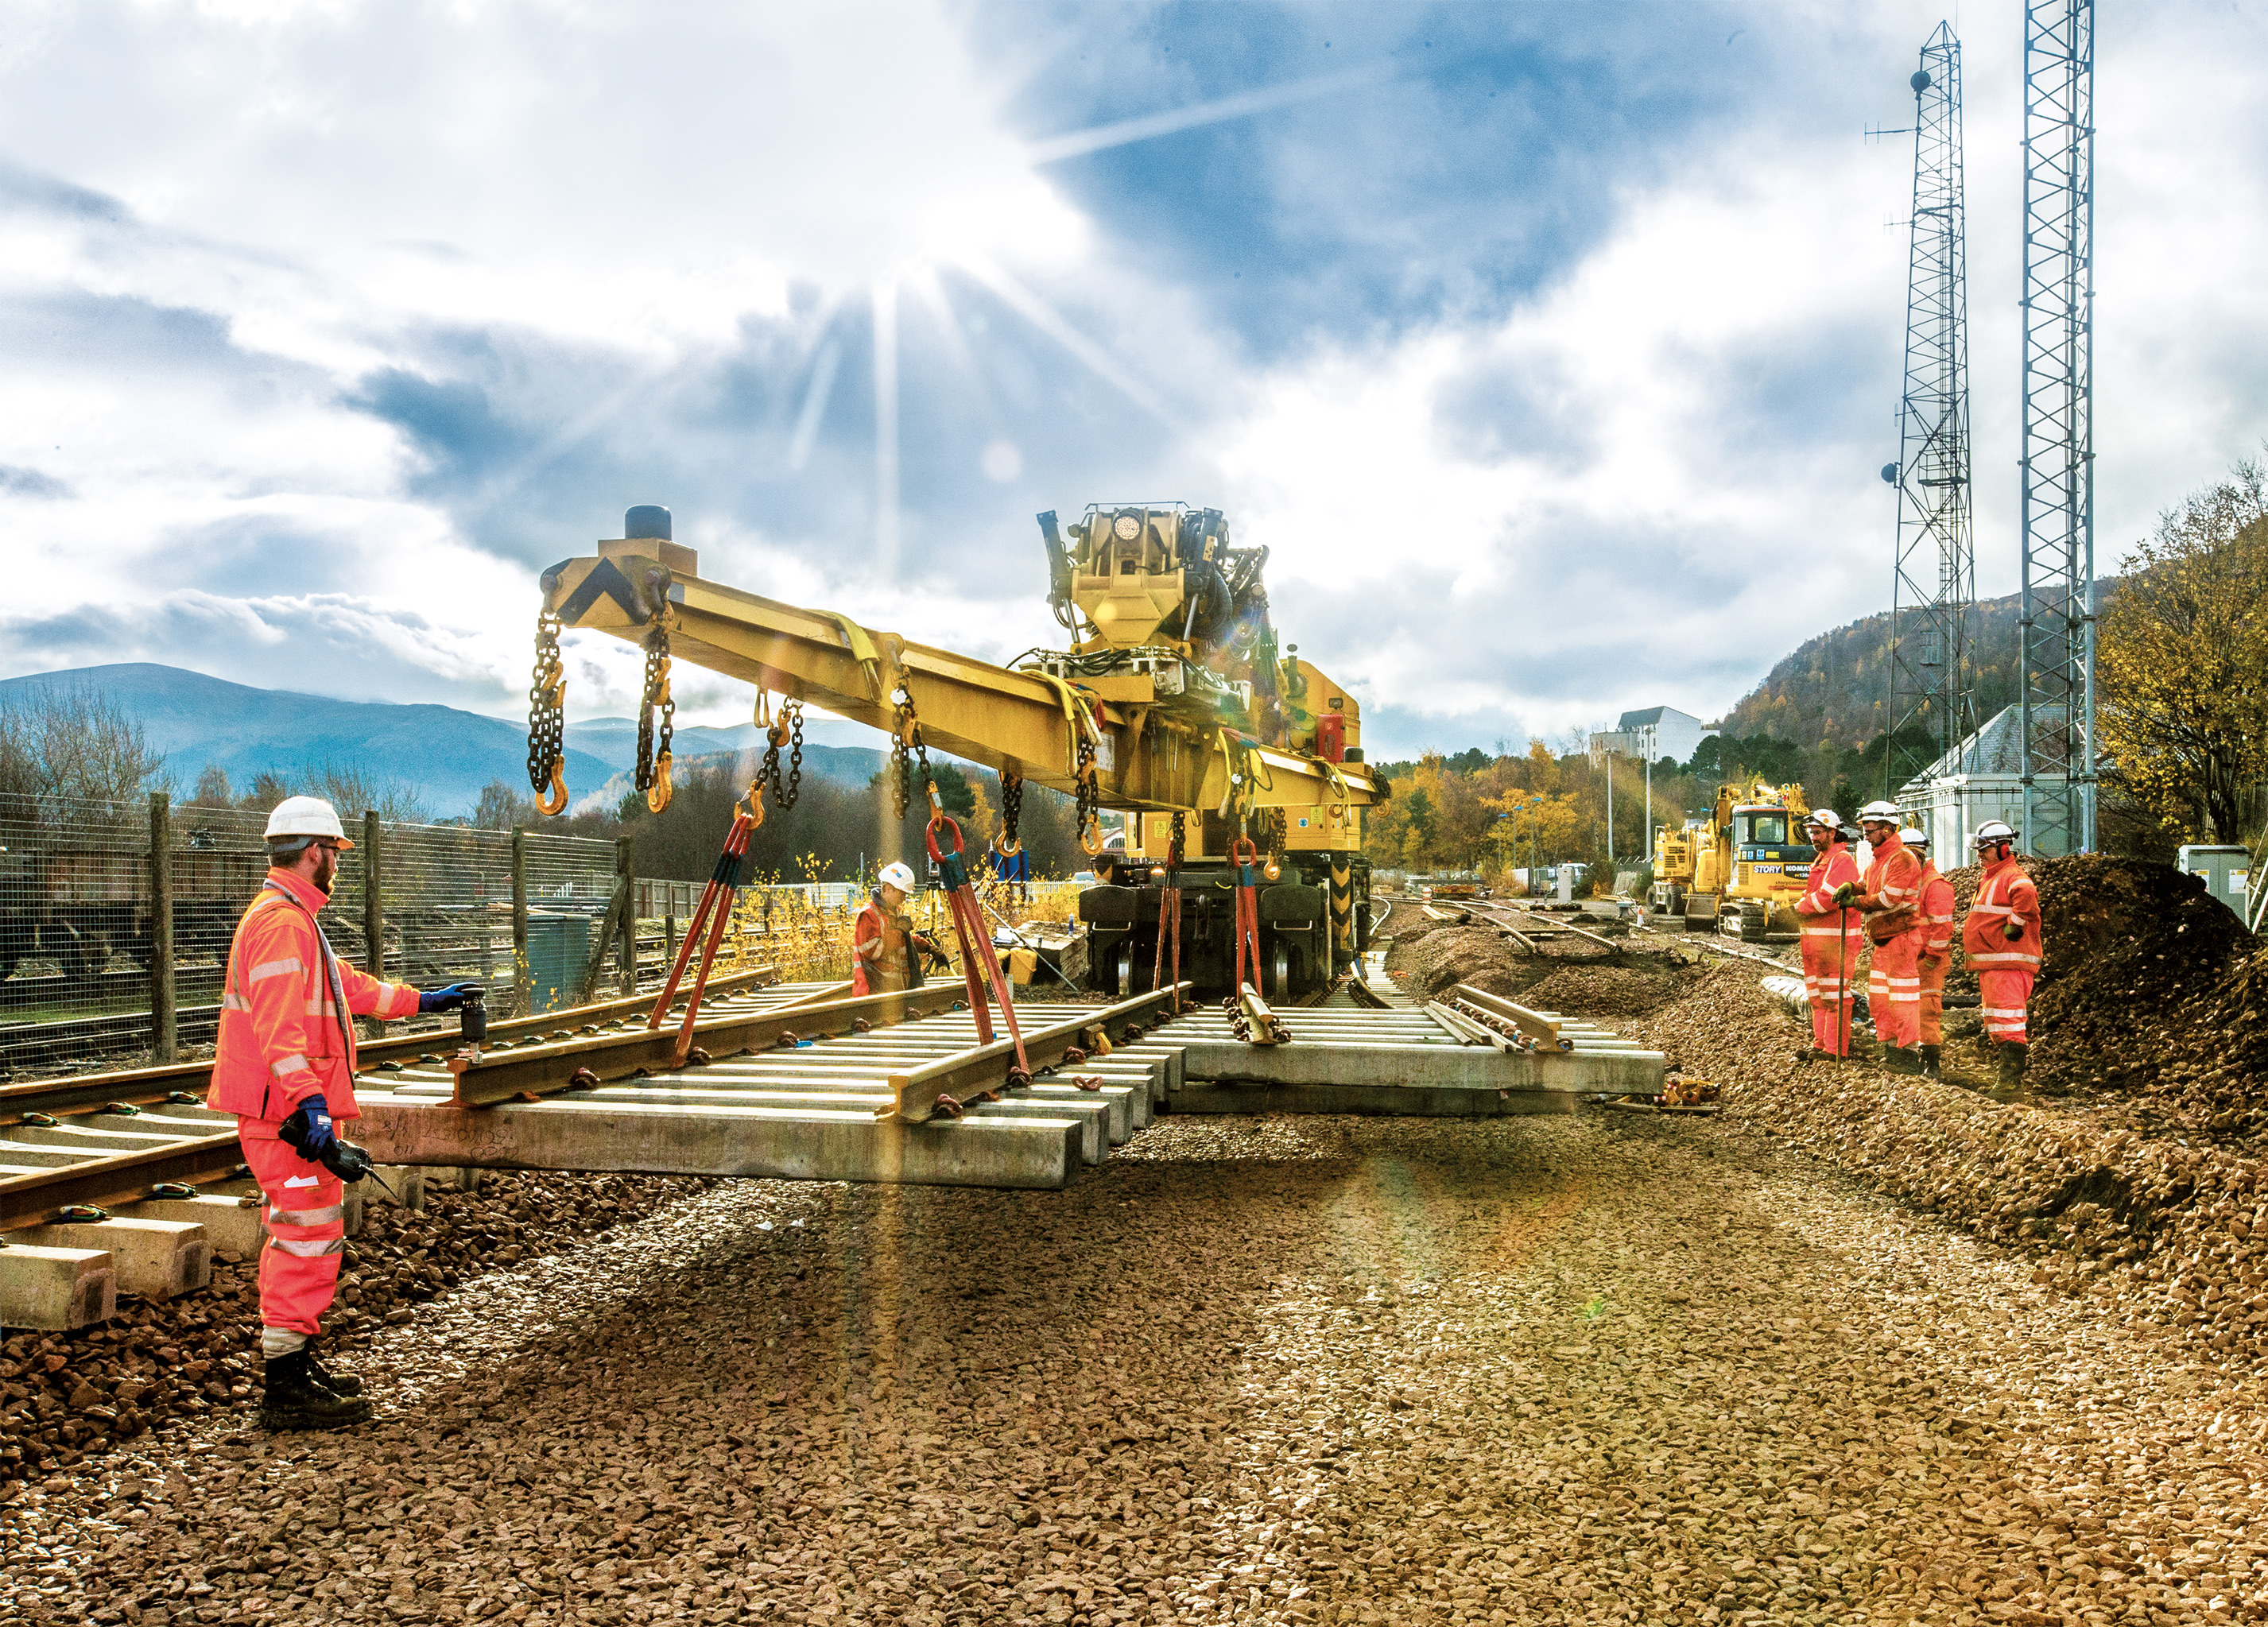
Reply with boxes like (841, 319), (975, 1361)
(1792, 800), (2041, 1099)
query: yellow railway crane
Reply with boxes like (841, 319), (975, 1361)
(527, 503), (1382, 999)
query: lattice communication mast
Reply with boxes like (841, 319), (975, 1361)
(1884, 21), (1975, 796)
(2018, 0), (2096, 854)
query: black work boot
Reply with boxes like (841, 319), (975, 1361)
(1991, 1040), (2030, 1102)
(259, 1350), (372, 1431)
(1918, 1044), (1941, 1078)
(1882, 1045), (1925, 1076)
(304, 1338), (364, 1397)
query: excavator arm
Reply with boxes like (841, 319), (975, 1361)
(540, 540), (1379, 818)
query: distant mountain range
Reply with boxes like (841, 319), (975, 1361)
(0, 663), (898, 817)
(0, 664), (617, 817)
(572, 742), (888, 816)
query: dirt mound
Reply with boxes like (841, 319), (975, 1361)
(1629, 959), (2268, 1372)
(1520, 964), (1686, 1021)
(1393, 924), (1548, 1001)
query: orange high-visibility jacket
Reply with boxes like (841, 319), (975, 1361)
(1855, 834), (1925, 943)
(1963, 854), (2043, 970)
(1917, 864), (1956, 958)
(207, 869), (419, 1128)
(1795, 844), (1863, 932)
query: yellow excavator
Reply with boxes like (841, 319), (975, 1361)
(526, 503), (1380, 998)
(1649, 779), (1815, 938)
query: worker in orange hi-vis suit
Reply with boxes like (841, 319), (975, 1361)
(1792, 810), (1865, 1062)
(851, 861), (947, 996)
(1840, 800), (1928, 1075)
(207, 797), (482, 1431)
(1903, 827), (1957, 1078)
(1962, 820), (2043, 1102)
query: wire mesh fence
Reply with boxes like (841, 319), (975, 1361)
(2, 789), (1096, 1071)
(0, 795), (622, 1071)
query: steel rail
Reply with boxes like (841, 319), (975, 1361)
(0, 966), (785, 1122)
(0, 1129), (245, 1233)
(885, 984), (1192, 1122)
(446, 982), (965, 1107)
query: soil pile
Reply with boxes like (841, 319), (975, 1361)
(1519, 963), (1686, 1021)
(1395, 924), (1541, 1000)
(0, 1170), (710, 1487)
(1627, 960), (2268, 1371)
(1928, 855), (2261, 1139)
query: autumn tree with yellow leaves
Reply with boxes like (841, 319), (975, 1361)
(2099, 459), (2268, 844)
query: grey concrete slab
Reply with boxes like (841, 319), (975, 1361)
(1168, 1082), (1584, 1118)
(354, 1094), (1085, 1189)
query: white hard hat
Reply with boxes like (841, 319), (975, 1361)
(877, 861), (917, 892)
(1973, 820), (2018, 847)
(1803, 808), (1840, 830)
(1858, 800), (1902, 823)
(265, 796), (353, 848)
(1902, 827), (1929, 848)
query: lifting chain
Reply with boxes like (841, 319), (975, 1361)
(526, 611), (568, 814)
(890, 677), (935, 822)
(1075, 733), (1103, 855)
(1168, 810), (1185, 871)
(636, 623), (675, 813)
(995, 772), (1025, 856)
(762, 695), (805, 812)
(1266, 807), (1288, 882)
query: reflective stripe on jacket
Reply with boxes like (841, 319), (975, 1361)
(1794, 844), (1864, 936)
(1963, 855), (2042, 970)
(208, 868), (419, 1126)
(1917, 866), (1956, 957)
(1855, 834), (1925, 943)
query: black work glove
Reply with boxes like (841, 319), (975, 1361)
(2003, 920), (2025, 941)
(419, 981), (486, 1014)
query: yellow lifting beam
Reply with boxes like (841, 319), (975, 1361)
(539, 540), (1380, 819)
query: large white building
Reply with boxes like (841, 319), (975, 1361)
(1588, 706), (1713, 767)
(1895, 704), (2095, 858)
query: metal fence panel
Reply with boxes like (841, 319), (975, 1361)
(0, 800), (618, 1069)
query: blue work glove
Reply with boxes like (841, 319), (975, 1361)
(278, 1094), (338, 1164)
(277, 1093), (373, 1183)
(418, 981), (485, 1014)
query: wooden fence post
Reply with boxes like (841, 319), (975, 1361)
(149, 791), (176, 1062)
(362, 811), (384, 977)
(511, 827), (529, 1016)
(615, 836), (637, 994)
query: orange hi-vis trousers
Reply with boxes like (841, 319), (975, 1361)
(1867, 931), (1923, 1050)
(1916, 951), (1949, 1046)
(1979, 967), (2035, 1044)
(1800, 925), (1863, 1057)
(240, 1129), (347, 1337)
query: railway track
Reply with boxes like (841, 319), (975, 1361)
(0, 966), (788, 1234)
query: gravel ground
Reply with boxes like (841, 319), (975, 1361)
(12, 1110), (2268, 1626)
(0, 1173), (713, 1489)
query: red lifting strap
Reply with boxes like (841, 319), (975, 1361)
(1152, 825), (1184, 1012)
(649, 809), (755, 1059)
(925, 813), (1029, 1078)
(1230, 836), (1262, 995)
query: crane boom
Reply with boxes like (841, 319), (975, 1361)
(540, 536), (1379, 819)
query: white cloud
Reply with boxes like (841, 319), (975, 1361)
(0, 0), (2264, 775)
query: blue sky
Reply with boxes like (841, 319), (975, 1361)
(2, 1), (2265, 760)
